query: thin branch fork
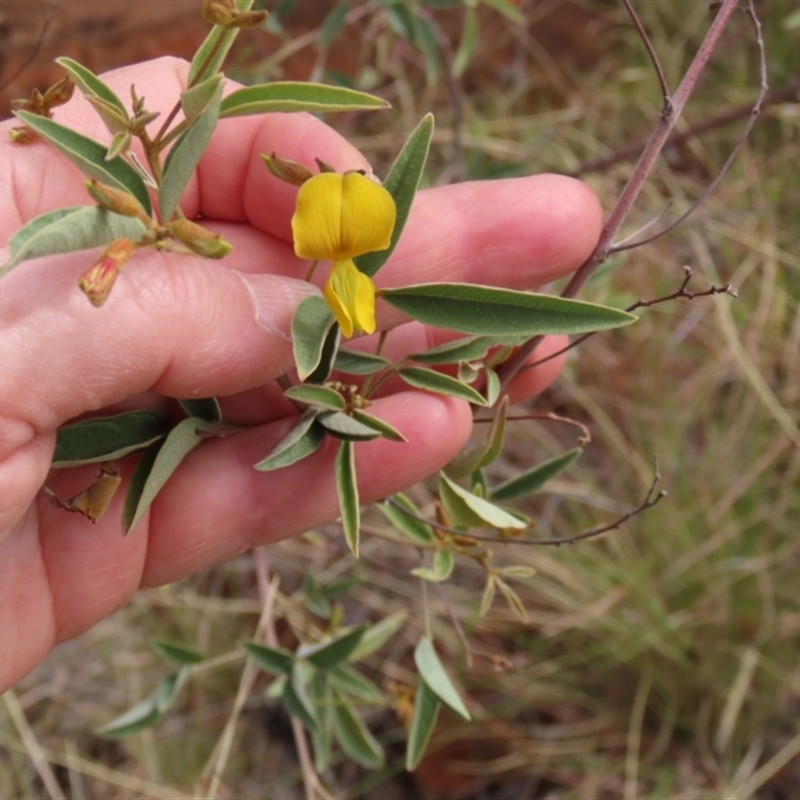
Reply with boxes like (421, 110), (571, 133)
(496, 0), (744, 394)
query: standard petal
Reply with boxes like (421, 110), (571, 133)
(340, 172), (396, 258)
(292, 173), (345, 260)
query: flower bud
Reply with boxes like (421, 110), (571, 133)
(9, 125), (40, 145)
(202, 0), (234, 26)
(168, 219), (233, 259)
(260, 152), (314, 186)
(78, 238), (135, 307)
(231, 9), (269, 28)
(43, 76), (75, 109)
(86, 180), (148, 220)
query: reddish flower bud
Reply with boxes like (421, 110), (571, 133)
(78, 238), (135, 307)
(168, 219), (233, 259)
(43, 76), (75, 109)
(202, 0), (234, 26)
(260, 152), (314, 186)
(9, 125), (40, 145)
(231, 9), (269, 28)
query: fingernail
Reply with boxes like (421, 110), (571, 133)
(238, 273), (318, 342)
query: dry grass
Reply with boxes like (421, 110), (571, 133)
(2, 1), (800, 798)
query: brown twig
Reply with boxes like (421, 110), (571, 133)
(496, 0), (744, 396)
(476, 410), (592, 445)
(386, 459), (666, 547)
(523, 266), (737, 371)
(621, 0), (672, 114)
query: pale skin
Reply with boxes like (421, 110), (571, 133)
(0, 58), (603, 693)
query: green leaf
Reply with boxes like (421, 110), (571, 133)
(254, 410), (326, 471)
(490, 447), (583, 502)
(187, 0), (254, 85)
(292, 296), (337, 382)
(452, 5), (478, 77)
(410, 335), (502, 365)
(178, 397), (222, 422)
(382, 283), (638, 336)
(150, 639), (204, 667)
(308, 674), (333, 773)
(484, 366), (501, 407)
(284, 384), (346, 412)
(333, 348), (390, 375)
(355, 114), (433, 278)
(351, 409), (407, 442)
(485, 0), (526, 25)
(378, 495), (434, 544)
(330, 688), (385, 769)
(220, 82), (388, 117)
(2, 206), (147, 276)
(413, 638), (470, 720)
(318, 412), (382, 441)
(412, 15), (440, 85)
(299, 626), (367, 670)
(122, 417), (219, 534)
(55, 57), (127, 115)
(439, 473), (526, 531)
(282, 664), (319, 732)
(335, 439), (360, 556)
(243, 641), (295, 675)
(412, 548), (455, 583)
(159, 80), (223, 221)
(479, 575), (497, 617)
(180, 73), (225, 125)
(319, 0), (351, 45)
(445, 396), (508, 478)
(406, 678), (441, 771)
(496, 578), (528, 622)
(348, 611), (407, 661)
(305, 320), (341, 384)
(52, 410), (171, 468)
(398, 366), (488, 407)
(327, 664), (383, 703)
(96, 695), (160, 739)
(14, 111), (152, 215)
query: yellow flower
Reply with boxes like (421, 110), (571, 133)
(292, 171), (396, 337)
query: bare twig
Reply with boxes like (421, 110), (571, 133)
(621, 0), (671, 113)
(496, 0), (744, 395)
(386, 460), (666, 547)
(522, 266), (737, 371)
(476, 410), (592, 445)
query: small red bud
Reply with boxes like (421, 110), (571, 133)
(231, 9), (269, 28)
(9, 125), (40, 145)
(78, 238), (135, 307)
(43, 76), (75, 109)
(260, 152), (314, 186)
(202, 0), (234, 26)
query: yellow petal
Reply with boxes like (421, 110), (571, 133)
(323, 259), (376, 338)
(339, 172), (396, 258)
(292, 172), (396, 262)
(293, 173), (346, 261)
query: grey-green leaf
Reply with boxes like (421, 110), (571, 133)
(2, 206), (147, 276)
(150, 639), (204, 667)
(122, 417), (218, 534)
(178, 397), (222, 422)
(439, 473), (526, 531)
(490, 447), (583, 502)
(335, 439), (360, 556)
(299, 626), (367, 670)
(330, 688), (385, 769)
(254, 409), (326, 471)
(351, 409), (407, 442)
(378, 495), (434, 544)
(412, 549), (454, 583)
(55, 57), (128, 115)
(282, 664), (319, 732)
(159, 80), (223, 221)
(413, 638), (470, 720)
(382, 283), (638, 337)
(327, 664), (383, 703)
(409, 335), (501, 365)
(96, 695), (161, 739)
(242, 641), (295, 675)
(398, 366), (488, 407)
(284, 384), (346, 412)
(348, 611), (407, 661)
(52, 410), (171, 468)
(180, 73), (224, 125)
(355, 114), (433, 278)
(13, 111), (152, 215)
(445, 396), (508, 478)
(318, 412), (382, 441)
(406, 678), (441, 771)
(220, 82), (388, 117)
(333, 348), (390, 375)
(292, 296), (337, 382)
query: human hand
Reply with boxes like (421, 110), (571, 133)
(0, 57), (602, 692)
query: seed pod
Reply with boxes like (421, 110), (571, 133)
(86, 180), (148, 220)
